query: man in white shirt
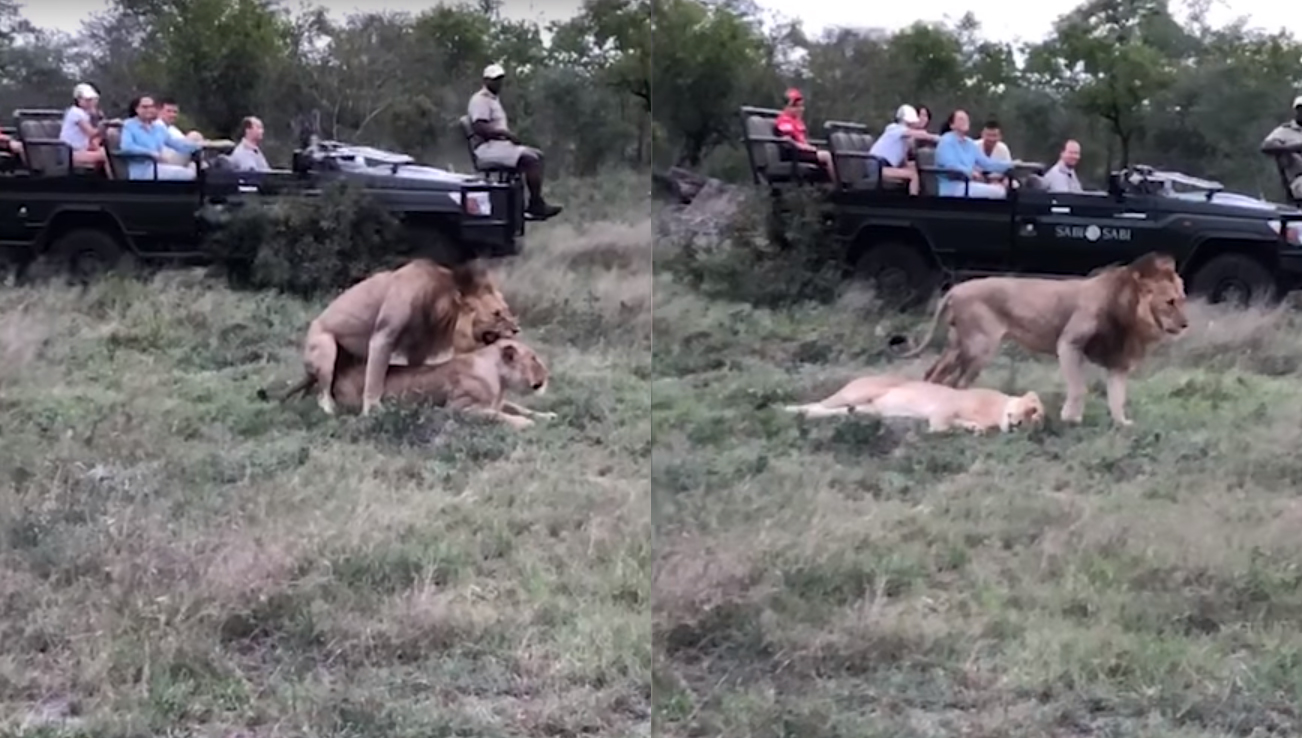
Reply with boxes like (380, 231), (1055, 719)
(1041, 140), (1084, 193)
(867, 104), (937, 195)
(157, 98), (205, 166)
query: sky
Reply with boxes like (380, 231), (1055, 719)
(751, 0), (1302, 44)
(16, 0), (1302, 43)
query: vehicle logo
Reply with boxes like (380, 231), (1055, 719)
(1055, 224), (1132, 242)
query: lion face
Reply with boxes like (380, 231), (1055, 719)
(1006, 391), (1045, 430)
(497, 340), (549, 395)
(452, 285), (520, 354)
(1142, 274), (1189, 337)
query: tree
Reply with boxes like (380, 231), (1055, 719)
(1026, 0), (1178, 167)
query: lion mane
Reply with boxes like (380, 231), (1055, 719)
(900, 251), (1188, 426)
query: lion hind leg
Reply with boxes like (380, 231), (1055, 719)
(303, 323), (339, 416)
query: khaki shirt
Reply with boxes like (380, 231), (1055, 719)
(468, 88), (508, 136)
(1263, 121), (1302, 199)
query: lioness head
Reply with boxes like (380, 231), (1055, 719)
(452, 261), (521, 349)
(1003, 391), (1045, 431)
(496, 339), (549, 395)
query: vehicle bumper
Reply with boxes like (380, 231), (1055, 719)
(1278, 250), (1302, 287)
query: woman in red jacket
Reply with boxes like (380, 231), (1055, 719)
(774, 88), (835, 181)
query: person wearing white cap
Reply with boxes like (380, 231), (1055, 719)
(467, 63), (563, 220)
(59, 82), (107, 169)
(1260, 95), (1302, 202)
(866, 103), (937, 195)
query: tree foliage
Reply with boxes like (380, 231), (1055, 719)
(0, 0), (1299, 194)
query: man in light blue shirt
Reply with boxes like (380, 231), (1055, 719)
(867, 104), (937, 194)
(933, 109), (1015, 199)
(118, 95), (201, 180)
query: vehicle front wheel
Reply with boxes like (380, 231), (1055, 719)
(1188, 253), (1279, 307)
(854, 242), (940, 311)
(48, 228), (128, 284)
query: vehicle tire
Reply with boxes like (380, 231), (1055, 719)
(854, 242), (940, 311)
(47, 228), (126, 284)
(1188, 253), (1279, 307)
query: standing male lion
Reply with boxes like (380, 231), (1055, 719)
(900, 252), (1189, 426)
(302, 258), (519, 416)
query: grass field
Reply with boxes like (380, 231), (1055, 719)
(0, 174), (651, 736)
(653, 229), (1302, 736)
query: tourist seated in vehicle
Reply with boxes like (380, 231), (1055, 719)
(916, 105), (933, 134)
(468, 63), (562, 220)
(118, 94), (201, 180)
(867, 104), (937, 195)
(934, 109), (1015, 199)
(1261, 95), (1302, 202)
(59, 83), (107, 169)
(773, 87), (835, 180)
(157, 97), (205, 167)
(228, 115), (271, 172)
(978, 119), (1012, 183)
(1042, 140), (1084, 193)
(0, 130), (20, 156)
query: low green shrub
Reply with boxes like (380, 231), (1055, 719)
(201, 181), (413, 297)
(661, 186), (846, 308)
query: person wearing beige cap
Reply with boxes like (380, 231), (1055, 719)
(59, 82), (107, 169)
(467, 63), (563, 220)
(1261, 95), (1302, 202)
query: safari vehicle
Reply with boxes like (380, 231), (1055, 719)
(0, 108), (527, 281)
(740, 105), (1302, 306)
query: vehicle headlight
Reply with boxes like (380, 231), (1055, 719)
(1268, 219), (1302, 244)
(456, 191), (492, 216)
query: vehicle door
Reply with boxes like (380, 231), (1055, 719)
(913, 198), (1017, 276)
(1013, 191), (1155, 276)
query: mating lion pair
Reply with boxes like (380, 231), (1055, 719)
(789, 252), (1189, 431)
(265, 258), (554, 430)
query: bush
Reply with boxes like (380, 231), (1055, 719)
(202, 181), (414, 297)
(661, 186), (846, 308)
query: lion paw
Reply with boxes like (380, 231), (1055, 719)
(1113, 417), (1134, 427)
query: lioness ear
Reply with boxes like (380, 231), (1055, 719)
(501, 343), (517, 363)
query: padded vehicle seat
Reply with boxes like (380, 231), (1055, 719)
(458, 114), (518, 183)
(744, 114), (823, 184)
(17, 117), (71, 176)
(827, 128), (876, 189)
(103, 124), (128, 180)
(916, 147), (939, 196)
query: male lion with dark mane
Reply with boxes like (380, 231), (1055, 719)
(268, 339), (554, 430)
(300, 258), (519, 417)
(899, 252), (1188, 426)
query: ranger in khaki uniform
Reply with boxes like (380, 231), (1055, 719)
(468, 63), (563, 221)
(1261, 95), (1302, 203)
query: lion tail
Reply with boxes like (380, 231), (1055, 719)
(898, 291), (953, 359)
(257, 375), (315, 404)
